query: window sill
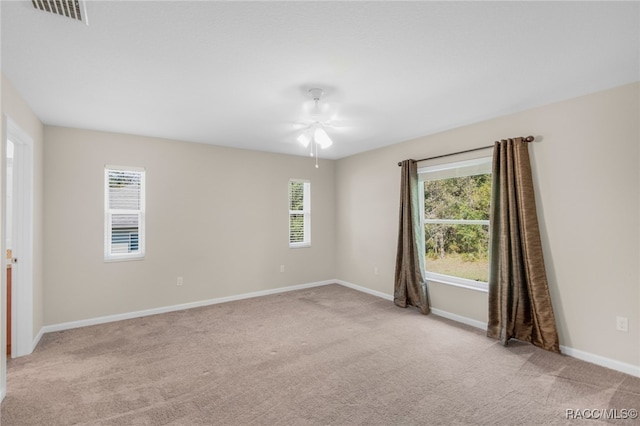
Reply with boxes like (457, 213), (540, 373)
(425, 272), (488, 293)
(104, 255), (145, 263)
(289, 243), (311, 249)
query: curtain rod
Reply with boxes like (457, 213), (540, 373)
(397, 135), (535, 166)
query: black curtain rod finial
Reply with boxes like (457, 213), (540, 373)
(396, 159), (416, 167)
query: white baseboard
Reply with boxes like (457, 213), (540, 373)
(333, 279), (487, 330)
(560, 345), (640, 378)
(429, 307), (488, 331)
(334, 280), (640, 378)
(334, 279), (394, 301)
(32, 327), (44, 352)
(43, 279), (334, 334)
(38, 278), (640, 379)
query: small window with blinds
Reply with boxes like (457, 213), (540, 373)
(289, 179), (310, 248)
(105, 166), (145, 261)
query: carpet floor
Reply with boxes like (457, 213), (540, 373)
(1, 284), (639, 425)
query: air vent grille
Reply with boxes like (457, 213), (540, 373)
(32, 0), (86, 23)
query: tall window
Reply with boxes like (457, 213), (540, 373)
(419, 157), (491, 290)
(289, 179), (310, 248)
(105, 166), (145, 261)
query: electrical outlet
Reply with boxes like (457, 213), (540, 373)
(177, 276), (183, 286)
(616, 316), (628, 332)
(374, 266), (379, 275)
(280, 265), (285, 273)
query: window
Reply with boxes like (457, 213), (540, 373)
(419, 157), (491, 291)
(105, 166), (145, 261)
(289, 179), (310, 248)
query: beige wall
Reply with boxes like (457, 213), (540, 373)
(8, 77), (639, 372)
(1, 74), (45, 340)
(43, 127), (335, 325)
(336, 83), (640, 368)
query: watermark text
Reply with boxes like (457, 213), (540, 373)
(566, 408), (638, 420)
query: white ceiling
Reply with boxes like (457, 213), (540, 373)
(2, 1), (638, 159)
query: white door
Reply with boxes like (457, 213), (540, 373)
(4, 117), (34, 360)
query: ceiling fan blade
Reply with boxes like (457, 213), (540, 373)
(322, 120), (356, 132)
(288, 121), (313, 131)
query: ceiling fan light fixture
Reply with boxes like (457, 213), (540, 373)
(314, 126), (333, 149)
(297, 132), (311, 148)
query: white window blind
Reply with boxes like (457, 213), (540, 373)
(289, 179), (310, 248)
(105, 166), (145, 261)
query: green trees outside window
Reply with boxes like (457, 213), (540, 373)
(423, 173), (491, 282)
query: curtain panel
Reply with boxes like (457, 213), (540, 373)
(487, 139), (560, 353)
(394, 160), (430, 314)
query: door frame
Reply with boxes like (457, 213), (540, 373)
(1, 116), (34, 377)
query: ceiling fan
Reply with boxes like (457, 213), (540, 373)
(295, 88), (340, 167)
(296, 88), (333, 148)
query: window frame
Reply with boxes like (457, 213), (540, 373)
(288, 179), (311, 248)
(104, 165), (146, 262)
(418, 157), (492, 292)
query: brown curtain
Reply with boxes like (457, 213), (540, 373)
(394, 160), (430, 314)
(487, 139), (560, 353)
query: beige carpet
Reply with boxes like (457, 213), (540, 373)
(1, 284), (639, 425)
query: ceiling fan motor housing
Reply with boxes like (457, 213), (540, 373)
(309, 88), (324, 101)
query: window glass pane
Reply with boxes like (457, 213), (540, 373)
(111, 214), (140, 254)
(289, 181), (304, 211)
(423, 168), (491, 283)
(425, 223), (489, 282)
(108, 170), (141, 210)
(289, 214), (304, 243)
(424, 174), (491, 221)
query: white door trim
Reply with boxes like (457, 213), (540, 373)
(0, 115), (34, 398)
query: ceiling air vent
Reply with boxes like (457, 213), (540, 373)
(31, 0), (88, 24)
